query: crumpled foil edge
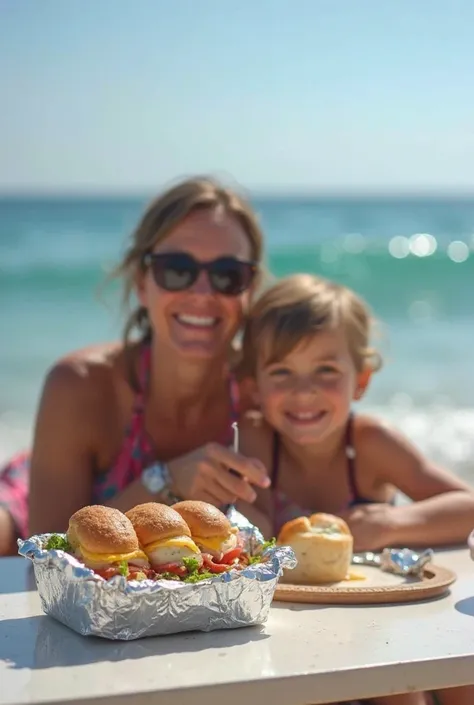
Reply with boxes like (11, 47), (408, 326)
(18, 507), (296, 640)
(352, 547), (434, 577)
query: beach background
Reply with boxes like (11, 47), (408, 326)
(2, 3), (474, 485)
(1, 194), (473, 484)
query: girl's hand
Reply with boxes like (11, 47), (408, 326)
(168, 443), (270, 506)
(338, 503), (398, 552)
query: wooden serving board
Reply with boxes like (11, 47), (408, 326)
(273, 563), (456, 605)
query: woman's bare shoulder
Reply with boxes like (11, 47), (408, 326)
(41, 341), (131, 410)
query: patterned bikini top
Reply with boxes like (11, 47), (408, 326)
(92, 343), (240, 503)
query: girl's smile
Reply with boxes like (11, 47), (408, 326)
(255, 328), (364, 447)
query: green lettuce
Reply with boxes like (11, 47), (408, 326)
(44, 534), (72, 553)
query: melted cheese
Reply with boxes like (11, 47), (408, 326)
(193, 535), (224, 552)
(194, 533), (237, 554)
(346, 570), (366, 581)
(80, 547), (148, 564)
(145, 536), (200, 554)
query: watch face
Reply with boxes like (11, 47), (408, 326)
(143, 463), (167, 494)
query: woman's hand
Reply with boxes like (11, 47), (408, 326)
(338, 503), (398, 552)
(168, 442), (270, 506)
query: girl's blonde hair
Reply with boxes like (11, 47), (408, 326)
(241, 274), (382, 377)
(114, 175), (265, 347)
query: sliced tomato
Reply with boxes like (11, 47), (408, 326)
(95, 567), (120, 580)
(202, 554), (232, 573)
(94, 565), (153, 581)
(152, 562), (187, 577)
(219, 547), (244, 565)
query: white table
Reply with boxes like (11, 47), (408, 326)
(1, 549), (474, 705)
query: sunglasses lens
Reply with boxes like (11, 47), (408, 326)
(147, 253), (256, 295)
(209, 259), (255, 295)
(151, 254), (196, 291)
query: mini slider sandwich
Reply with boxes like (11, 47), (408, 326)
(125, 502), (202, 576)
(45, 501), (267, 583)
(277, 512), (354, 584)
(172, 500), (242, 571)
(67, 505), (150, 580)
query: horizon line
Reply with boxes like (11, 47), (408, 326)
(2, 186), (474, 200)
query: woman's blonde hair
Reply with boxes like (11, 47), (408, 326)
(114, 175), (265, 348)
(241, 274), (382, 377)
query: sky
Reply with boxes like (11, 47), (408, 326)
(1, 0), (474, 194)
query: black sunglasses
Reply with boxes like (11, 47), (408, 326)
(143, 252), (257, 296)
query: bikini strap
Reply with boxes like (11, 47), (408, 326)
(133, 342), (151, 413)
(345, 413), (360, 501)
(97, 343), (153, 495)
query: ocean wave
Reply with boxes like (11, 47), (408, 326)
(1, 245), (472, 281)
(1, 236), (472, 273)
(365, 404), (474, 484)
(1, 246), (472, 321)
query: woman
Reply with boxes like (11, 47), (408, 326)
(0, 175), (270, 550)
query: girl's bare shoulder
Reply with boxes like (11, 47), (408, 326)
(351, 414), (400, 493)
(354, 413), (409, 455)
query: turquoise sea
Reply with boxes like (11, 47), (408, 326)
(1, 195), (473, 483)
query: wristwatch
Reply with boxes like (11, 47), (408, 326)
(141, 461), (181, 504)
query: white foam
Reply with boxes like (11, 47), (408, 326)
(363, 403), (474, 486)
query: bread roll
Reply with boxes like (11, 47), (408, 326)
(67, 505), (149, 570)
(125, 502), (201, 567)
(277, 513), (353, 584)
(68, 505), (139, 555)
(172, 500), (238, 559)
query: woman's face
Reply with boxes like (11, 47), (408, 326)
(138, 208), (255, 360)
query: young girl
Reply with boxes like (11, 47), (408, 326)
(236, 274), (474, 705)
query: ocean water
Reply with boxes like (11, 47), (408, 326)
(1, 195), (473, 484)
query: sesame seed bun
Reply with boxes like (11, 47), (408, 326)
(67, 505), (139, 555)
(171, 500), (231, 539)
(125, 502), (191, 547)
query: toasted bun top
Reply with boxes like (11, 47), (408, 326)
(277, 512), (352, 545)
(125, 502), (191, 546)
(172, 500), (231, 538)
(67, 505), (139, 554)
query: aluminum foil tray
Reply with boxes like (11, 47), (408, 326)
(18, 507), (296, 640)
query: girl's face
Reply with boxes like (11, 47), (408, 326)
(137, 208), (255, 360)
(255, 328), (368, 446)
